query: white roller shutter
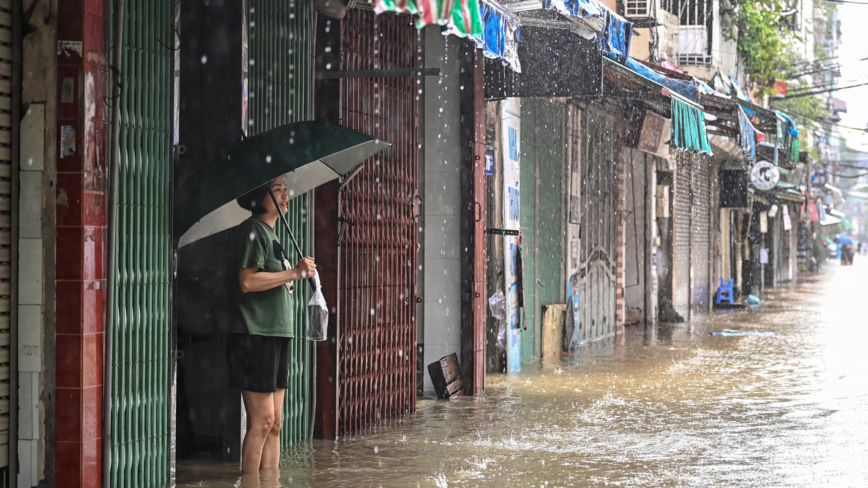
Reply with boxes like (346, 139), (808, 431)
(673, 153), (691, 318)
(691, 154), (711, 315)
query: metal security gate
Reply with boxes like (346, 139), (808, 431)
(337, 10), (418, 435)
(673, 152), (691, 318)
(247, 0), (314, 445)
(579, 104), (618, 343)
(691, 154), (711, 315)
(109, 0), (173, 486)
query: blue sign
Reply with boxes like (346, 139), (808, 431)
(485, 151), (495, 176)
(812, 172), (827, 187)
(508, 126), (518, 162)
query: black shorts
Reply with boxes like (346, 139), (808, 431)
(227, 333), (290, 393)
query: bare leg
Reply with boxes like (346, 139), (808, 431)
(260, 388), (286, 469)
(241, 390), (276, 474)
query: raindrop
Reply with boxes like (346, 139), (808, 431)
(200, 55), (207, 64)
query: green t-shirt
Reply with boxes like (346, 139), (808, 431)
(230, 217), (295, 337)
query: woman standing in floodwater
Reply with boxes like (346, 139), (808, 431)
(228, 177), (316, 474)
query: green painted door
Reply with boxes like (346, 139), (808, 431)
(109, 0), (173, 486)
(247, 0), (315, 446)
(536, 101), (565, 319)
(519, 102), (537, 362)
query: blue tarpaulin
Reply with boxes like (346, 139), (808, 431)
(476, 2), (521, 72)
(624, 58), (697, 100)
(601, 10), (632, 63)
(545, 0), (604, 19)
(544, 0), (632, 63)
(738, 107), (758, 161)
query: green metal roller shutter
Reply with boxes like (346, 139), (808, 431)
(535, 100), (564, 323)
(519, 101), (536, 362)
(519, 99), (565, 361)
(109, 0), (173, 486)
(246, 0), (314, 445)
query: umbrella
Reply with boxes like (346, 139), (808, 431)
(837, 235), (855, 246)
(175, 121), (391, 245)
(174, 121), (391, 340)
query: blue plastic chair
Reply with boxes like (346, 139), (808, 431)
(715, 279), (735, 305)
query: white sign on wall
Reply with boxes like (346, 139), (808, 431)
(501, 98), (521, 373)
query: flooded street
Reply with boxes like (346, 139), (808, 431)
(178, 261), (868, 487)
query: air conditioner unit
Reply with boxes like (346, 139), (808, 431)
(624, 0), (652, 18)
(627, 106), (671, 159)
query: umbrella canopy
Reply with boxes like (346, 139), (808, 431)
(837, 235), (855, 246)
(175, 121), (390, 246)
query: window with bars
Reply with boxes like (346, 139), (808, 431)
(660, 0), (711, 26)
(625, 0), (652, 18)
(660, 0), (713, 64)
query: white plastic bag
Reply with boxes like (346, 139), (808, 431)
(306, 275), (329, 341)
(489, 290), (506, 350)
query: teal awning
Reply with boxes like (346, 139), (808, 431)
(671, 96), (712, 155)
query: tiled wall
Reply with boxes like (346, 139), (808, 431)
(421, 28), (463, 393)
(18, 103), (44, 488)
(53, 0), (109, 486)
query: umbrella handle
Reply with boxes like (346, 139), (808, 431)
(269, 189), (319, 292)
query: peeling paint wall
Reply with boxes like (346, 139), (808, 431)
(19, 0), (58, 486)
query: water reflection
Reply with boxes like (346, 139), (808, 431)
(176, 261), (868, 487)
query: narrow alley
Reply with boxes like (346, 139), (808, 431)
(177, 261), (868, 487)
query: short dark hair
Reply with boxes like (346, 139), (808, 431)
(236, 182), (271, 215)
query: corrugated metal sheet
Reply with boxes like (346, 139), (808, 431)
(337, 10), (418, 436)
(673, 152), (691, 318)
(109, 0), (173, 486)
(247, 0), (314, 446)
(579, 104), (618, 343)
(691, 154), (711, 314)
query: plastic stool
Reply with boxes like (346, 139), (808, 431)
(715, 279), (735, 305)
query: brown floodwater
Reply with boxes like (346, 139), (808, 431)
(175, 260), (868, 487)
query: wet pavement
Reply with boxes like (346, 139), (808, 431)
(176, 260), (868, 487)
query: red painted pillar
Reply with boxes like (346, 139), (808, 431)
(54, 0), (109, 486)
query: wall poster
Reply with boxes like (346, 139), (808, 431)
(501, 98), (522, 373)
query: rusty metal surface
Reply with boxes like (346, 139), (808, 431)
(337, 10), (419, 435)
(471, 50), (487, 396)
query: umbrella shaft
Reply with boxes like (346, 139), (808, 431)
(268, 188), (305, 259)
(268, 189), (317, 292)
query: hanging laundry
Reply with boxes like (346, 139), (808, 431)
(670, 97), (713, 155)
(477, 2), (521, 72)
(375, 0), (483, 37)
(600, 10), (632, 63)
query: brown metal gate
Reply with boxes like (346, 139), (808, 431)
(336, 10), (418, 435)
(469, 48), (486, 395)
